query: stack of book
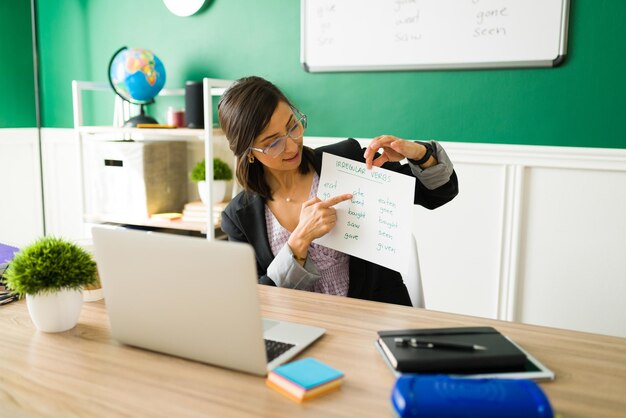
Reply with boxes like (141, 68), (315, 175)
(266, 358), (344, 402)
(181, 201), (226, 226)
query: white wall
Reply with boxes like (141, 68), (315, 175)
(3, 128), (625, 338)
(0, 129), (44, 247)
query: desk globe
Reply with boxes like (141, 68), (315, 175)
(108, 46), (166, 126)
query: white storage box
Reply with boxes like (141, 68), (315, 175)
(83, 140), (188, 219)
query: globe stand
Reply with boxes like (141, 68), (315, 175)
(123, 104), (158, 127)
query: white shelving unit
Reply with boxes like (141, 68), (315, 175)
(72, 78), (234, 241)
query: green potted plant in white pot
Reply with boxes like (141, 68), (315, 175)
(4, 236), (98, 333)
(190, 157), (233, 205)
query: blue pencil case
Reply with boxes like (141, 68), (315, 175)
(391, 375), (554, 418)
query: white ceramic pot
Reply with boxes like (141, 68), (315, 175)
(26, 289), (84, 333)
(198, 180), (227, 205)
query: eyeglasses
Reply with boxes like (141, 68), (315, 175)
(248, 110), (307, 159)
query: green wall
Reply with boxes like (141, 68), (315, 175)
(0, 0), (36, 128)
(36, 0), (626, 148)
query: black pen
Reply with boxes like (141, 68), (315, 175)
(0, 293), (19, 306)
(394, 337), (487, 351)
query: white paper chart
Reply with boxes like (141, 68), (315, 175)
(315, 153), (415, 274)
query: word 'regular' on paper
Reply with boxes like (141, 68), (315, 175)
(315, 153), (415, 274)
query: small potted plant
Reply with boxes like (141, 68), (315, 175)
(4, 236), (98, 333)
(190, 157), (233, 205)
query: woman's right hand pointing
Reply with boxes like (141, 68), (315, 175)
(288, 193), (353, 258)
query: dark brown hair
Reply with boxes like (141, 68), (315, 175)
(217, 76), (314, 200)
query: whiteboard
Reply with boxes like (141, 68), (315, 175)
(301, 0), (570, 72)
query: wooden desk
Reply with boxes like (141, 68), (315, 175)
(1, 287), (625, 417)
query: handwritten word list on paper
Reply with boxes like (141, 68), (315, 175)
(315, 153), (415, 274)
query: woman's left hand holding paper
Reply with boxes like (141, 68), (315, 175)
(364, 135), (436, 169)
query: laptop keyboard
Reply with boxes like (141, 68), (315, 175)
(265, 339), (295, 363)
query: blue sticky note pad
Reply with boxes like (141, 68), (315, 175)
(272, 358), (344, 389)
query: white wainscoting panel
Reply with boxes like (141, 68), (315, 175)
(436, 143), (626, 338)
(40, 128), (88, 240)
(0, 129), (44, 246)
(413, 162), (505, 319)
(516, 167), (626, 337)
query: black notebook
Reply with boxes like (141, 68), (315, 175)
(377, 327), (527, 374)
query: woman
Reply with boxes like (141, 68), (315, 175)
(218, 76), (458, 306)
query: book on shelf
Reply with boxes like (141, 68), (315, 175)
(183, 200), (209, 213)
(266, 357), (344, 402)
(150, 212), (182, 221)
(181, 201), (226, 225)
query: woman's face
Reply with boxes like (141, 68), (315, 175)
(249, 101), (304, 173)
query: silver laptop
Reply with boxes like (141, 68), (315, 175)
(91, 226), (325, 376)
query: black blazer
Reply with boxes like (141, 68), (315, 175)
(221, 139), (459, 306)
